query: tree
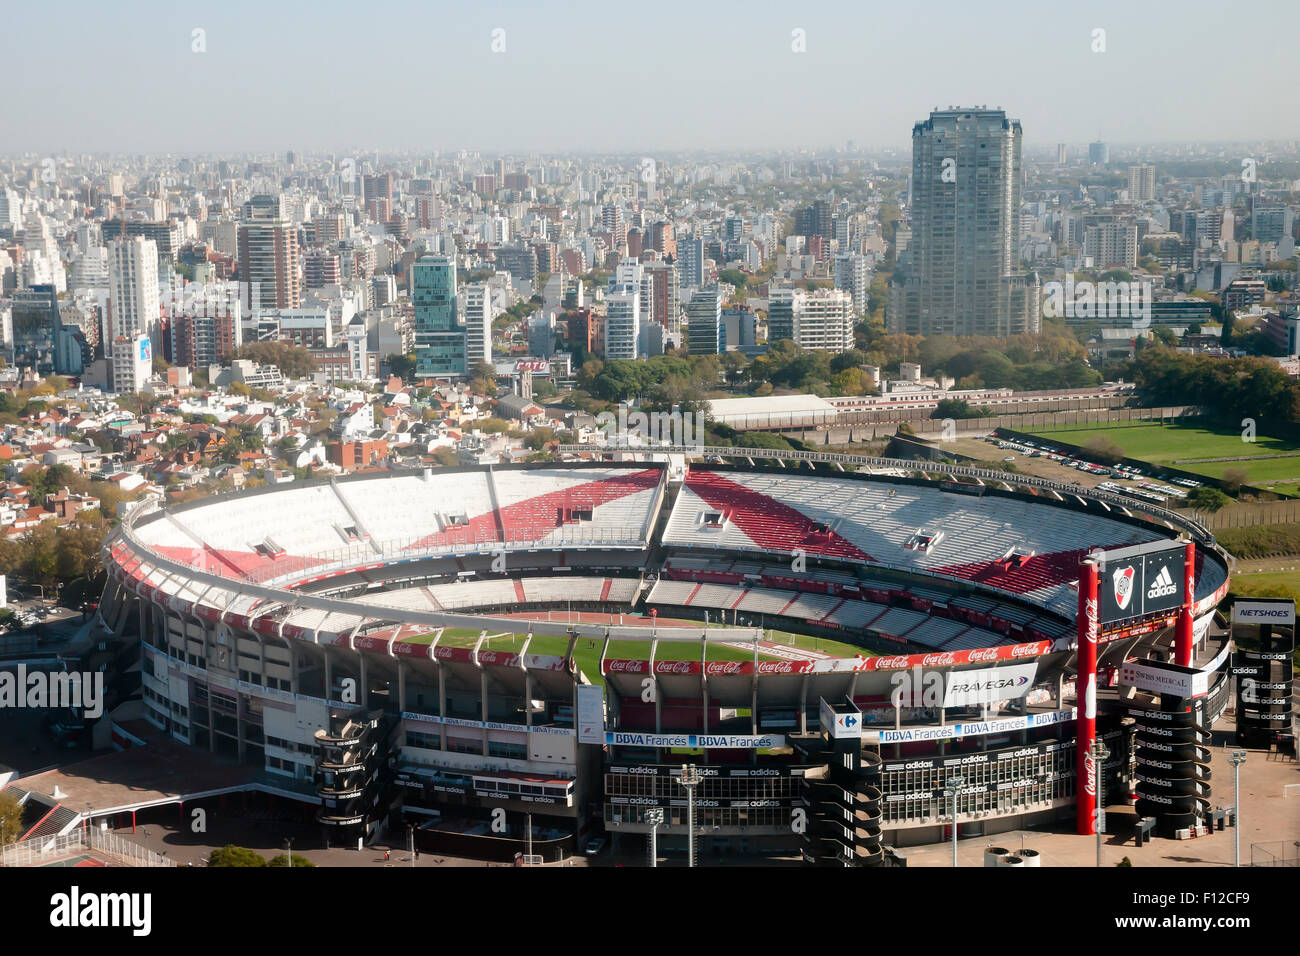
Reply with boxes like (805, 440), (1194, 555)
(1, 521), (62, 587)
(433, 447), (459, 467)
(1188, 487), (1231, 511)
(57, 517), (108, 582)
(1221, 468), (1249, 494)
(717, 269), (749, 292)
(934, 398), (979, 420)
(233, 341), (317, 379)
(0, 791), (22, 845)
(387, 353), (416, 380)
(21, 463), (73, 503)
(829, 349), (870, 375)
(268, 853), (316, 867)
(1082, 435), (1126, 465)
(525, 426), (555, 450)
(208, 845), (269, 867)
(831, 367), (875, 397)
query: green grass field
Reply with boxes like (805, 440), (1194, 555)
(1229, 568), (1300, 599)
(400, 624), (874, 685)
(1028, 421), (1300, 485)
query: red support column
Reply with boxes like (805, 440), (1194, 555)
(132, 809), (136, 834)
(1174, 542), (1196, 667)
(1076, 558), (1100, 836)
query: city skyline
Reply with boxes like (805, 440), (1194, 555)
(4, 0), (1299, 154)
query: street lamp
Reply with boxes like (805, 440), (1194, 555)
(643, 807), (664, 868)
(1092, 739), (1110, 868)
(676, 764), (702, 868)
(1228, 750), (1247, 868)
(945, 775), (965, 867)
(285, 838), (292, 869)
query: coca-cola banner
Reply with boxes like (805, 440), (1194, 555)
(601, 639), (1052, 677)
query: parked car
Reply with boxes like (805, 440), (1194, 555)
(585, 837), (607, 856)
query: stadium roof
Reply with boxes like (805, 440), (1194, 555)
(707, 394), (836, 425)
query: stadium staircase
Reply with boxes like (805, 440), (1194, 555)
(19, 803), (81, 843)
(331, 481), (383, 555)
(484, 468), (509, 543)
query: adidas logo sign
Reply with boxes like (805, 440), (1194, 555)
(1147, 565), (1178, 599)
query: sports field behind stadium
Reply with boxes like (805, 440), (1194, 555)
(1028, 420), (1300, 485)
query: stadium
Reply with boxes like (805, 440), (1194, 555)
(91, 449), (1238, 865)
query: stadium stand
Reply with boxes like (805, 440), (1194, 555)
(133, 467), (665, 590)
(663, 470), (1229, 616)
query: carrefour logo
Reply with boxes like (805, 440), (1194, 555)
(1146, 565), (1177, 600)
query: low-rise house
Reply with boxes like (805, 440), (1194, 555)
(45, 487), (101, 520)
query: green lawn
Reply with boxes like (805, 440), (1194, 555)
(765, 629), (875, 658)
(397, 625), (874, 685)
(1028, 421), (1300, 485)
(1180, 457), (1300, 483)
(1261, 482), (1300, 497)
(1229, 569), (1300, 599)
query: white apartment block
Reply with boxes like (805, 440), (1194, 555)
(109, 236), (161, 340)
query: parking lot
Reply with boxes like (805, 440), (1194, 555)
(961, 434), (1204, 506)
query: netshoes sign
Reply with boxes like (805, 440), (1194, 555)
(1232, 600), (1295, 626)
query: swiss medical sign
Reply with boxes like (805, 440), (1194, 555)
(1119, 659), (1207, 698)
(138, 335), (152, 363)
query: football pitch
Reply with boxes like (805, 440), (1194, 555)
(403, 624), (874, 684)
(1028, 420), (1300, 485)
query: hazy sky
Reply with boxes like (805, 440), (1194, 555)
(5, 0), (1298, 155)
